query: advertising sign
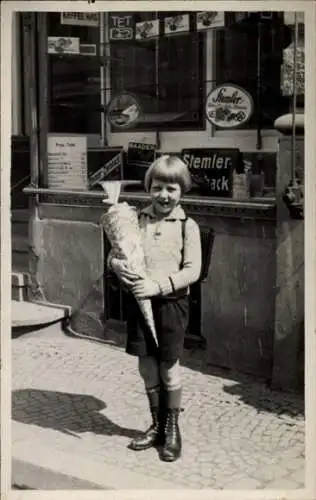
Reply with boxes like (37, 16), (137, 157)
(281, 42), (305, 96)
(47, 135), (87, 190)
(60, 12), (99, 27)
(206, 84), (254, 129)
(88, 148), (123, 187)
(125, 142), (157, 181)
(107, 93), (142, 129)
(181, 148), (240, 197)
(109, 13), (134, 40)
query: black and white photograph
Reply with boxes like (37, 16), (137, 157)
(1, 0), (315, 497)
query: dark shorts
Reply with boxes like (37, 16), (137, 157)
(125, 293), (189, 362)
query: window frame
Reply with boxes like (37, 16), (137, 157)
(108, 20), (207, 133)
(213, 15), (292, 131)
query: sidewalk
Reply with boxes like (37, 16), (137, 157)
(12, 323), (305, 490)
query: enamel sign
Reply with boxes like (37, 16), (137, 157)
(206, 84), (254, 129)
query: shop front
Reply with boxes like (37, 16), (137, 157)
(11, 10), (305, 390)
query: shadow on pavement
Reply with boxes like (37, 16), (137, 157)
(12, 319), (64, 339)
(221, 382), (304, 418)
(181, 347), (304, 419)
(12, 389), (143, 439)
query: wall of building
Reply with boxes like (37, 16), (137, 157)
(9, 12), (304, 390)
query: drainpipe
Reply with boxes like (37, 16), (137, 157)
(275, 13), (304, 219)
(155, 12), (161, 150)
(23, 12), (46, 300)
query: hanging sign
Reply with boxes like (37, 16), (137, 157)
(60, 12), (99, 27)
(136, 19), (160, 40)
(206, 84), (254, 129)
(181, 148), (240, 197)
(109, 13), (134, 40)
(47, 37), (80, 55)
(88, 147), (123, 187)
(107, 93), (141, 129)
(164, 14), (190, 36)
(196, 12), (225, 30)
(47, 134), (87, 190)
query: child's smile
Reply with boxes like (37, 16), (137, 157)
(150, 179), (182, 217)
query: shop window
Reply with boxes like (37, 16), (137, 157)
(109, 12), (205, 131)
(215, 13), (293, 129)
(46, 12), (101, 135)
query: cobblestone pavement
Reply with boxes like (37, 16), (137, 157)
(12, 324), (305, 490)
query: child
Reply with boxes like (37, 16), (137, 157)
(109, 155), (202, 462)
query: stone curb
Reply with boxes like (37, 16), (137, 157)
(13, 441), (183, 490)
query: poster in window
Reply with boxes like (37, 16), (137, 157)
(47, 134), (87, 190)
(164, 14), (190, 36)
(109, 13), (135, 40)
(48, 37), (80, 55)
(196, 12), (225, 30)
(181, 148), (239, 198)
(136, 19), (160, 40)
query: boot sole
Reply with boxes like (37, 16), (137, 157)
(128, 445), (155, 451)
(160, 452), (182, 462)
(128, 438), (163, 451)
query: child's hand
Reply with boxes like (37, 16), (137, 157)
(132, 278), (160, 299)
(111, 259), (142, 287)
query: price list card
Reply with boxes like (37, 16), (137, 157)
(47, 135), (88, 190)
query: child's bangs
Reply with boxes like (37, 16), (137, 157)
(153, 163), (183, 186)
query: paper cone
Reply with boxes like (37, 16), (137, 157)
(137, 298), (158, 347)
(100, 181), (122, 205)
(101, 201), (158, 347)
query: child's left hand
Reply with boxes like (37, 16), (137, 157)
(132, 278), (160, 298)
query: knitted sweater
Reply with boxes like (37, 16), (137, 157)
(116, 204), (202, 296)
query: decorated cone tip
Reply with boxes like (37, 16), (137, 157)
(100, 181), (122, 205)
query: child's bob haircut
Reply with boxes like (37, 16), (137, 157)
(144, 155), (192, 194)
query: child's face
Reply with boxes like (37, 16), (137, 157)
(150, 178), (182, 216)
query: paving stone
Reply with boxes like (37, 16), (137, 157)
(289, 467), (305, 484)
(12, 324), (305, 490)
(265, 477), (302, 489)
(224, 476), (262, 489)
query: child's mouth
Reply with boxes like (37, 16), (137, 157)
(157, 201), (170, 208)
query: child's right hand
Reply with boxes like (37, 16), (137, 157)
(111, 258), (142, 288)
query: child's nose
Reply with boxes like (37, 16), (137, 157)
(159, 189), (168, 198)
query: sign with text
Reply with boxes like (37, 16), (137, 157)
(206, 84), (254, 129)
(47, 135), (87, 190)
(88, 147), (123, 187)
(125, 142), (157, 181)
(109, 13), (135, 40)
(181, 148), (240, 197)
(60, 12), (99, 27)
